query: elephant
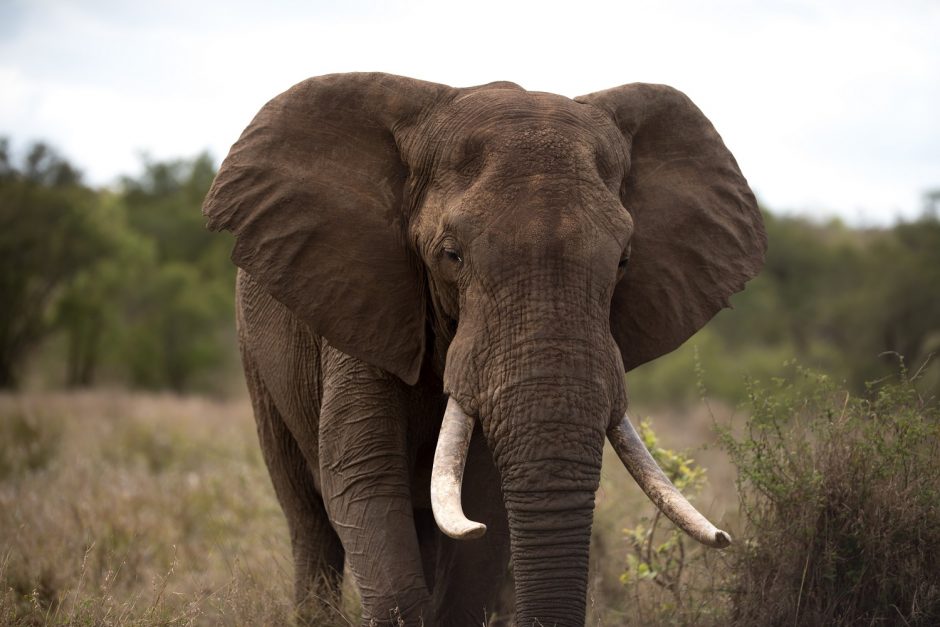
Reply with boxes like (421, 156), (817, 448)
(202, 72), (766, 627)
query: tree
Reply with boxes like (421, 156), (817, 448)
(120, 262), (231, 392)
(0, 141), (124, 388)
(54, 193), (152, 386)
(116, 152), (235, 391)
(121, 152), (229, 274)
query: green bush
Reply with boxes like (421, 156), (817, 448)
(719, 362), (940, 625)
(613, 419), (727, 626)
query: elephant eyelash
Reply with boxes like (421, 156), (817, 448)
(618, 243), (632, 270)
(444, 248), (463, 264)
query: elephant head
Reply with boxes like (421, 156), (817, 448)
(204, 73), (765, 625)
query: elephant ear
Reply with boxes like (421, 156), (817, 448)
(204, 73), (454, 385)
(576, 83), (767, 371)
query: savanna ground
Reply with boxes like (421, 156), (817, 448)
(0, 389), (741, 626)
(5, 365), (940, 626)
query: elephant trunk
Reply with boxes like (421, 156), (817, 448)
(431, 394), (603, 625)
(488, 377), (608, 627)
(502, 485), (597, 626)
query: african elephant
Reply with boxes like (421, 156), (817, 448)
(203, 72), (766, 627)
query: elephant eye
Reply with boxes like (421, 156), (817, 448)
(618, 244), (632, 271)
(443, 247), (463, 264)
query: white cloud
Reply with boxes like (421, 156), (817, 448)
(1, 0), (938, 223)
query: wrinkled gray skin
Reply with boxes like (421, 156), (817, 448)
(204, 73), (766, 627)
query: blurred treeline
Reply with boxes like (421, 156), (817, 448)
(1, 137), (938, 399)
(0, 139), (236, 393)
(631, 196), (940, 403)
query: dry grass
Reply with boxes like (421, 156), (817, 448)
(0, 390), (363, 625)
(0, 390), (737, 626)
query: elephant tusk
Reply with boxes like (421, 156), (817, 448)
(431, 397), (487, 540)
(608, 413), (731, 549)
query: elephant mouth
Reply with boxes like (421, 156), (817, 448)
(430, 396), (731, 548)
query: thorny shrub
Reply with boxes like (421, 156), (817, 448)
(718, 360), (940, 626)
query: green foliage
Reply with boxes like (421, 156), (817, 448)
(0, 138), (233, 392)
(121, 262), (232, 392)
(0, 143), (124, 387)
(718, 364), (940, 625)
(2, 135), (939, 398)
(112, 155), (235, 392)
(121, 153), (229, 277)
(830, 217), (940, 391)
(631, 208), (940, 404)
(619, 420), (713, 621)
(628, 329), (804, 405)
(54, 193), (154, 387)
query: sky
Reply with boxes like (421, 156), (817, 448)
(1, 0), (938, 225)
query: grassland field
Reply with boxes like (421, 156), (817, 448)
(0, 390), (738, 626)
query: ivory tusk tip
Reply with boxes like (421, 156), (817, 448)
(713, 529), (732, 548)
(442, 521), (487, 541)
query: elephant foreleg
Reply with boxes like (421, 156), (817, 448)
(318, 348), (433, 626)
(243, 353), (345, 624)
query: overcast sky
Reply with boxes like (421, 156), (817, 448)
(1, 0), (938, 225)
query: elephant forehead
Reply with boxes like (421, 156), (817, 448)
(451, 178), (628, 269)
(490, 125), (588, 171)
(449, 87), (579, 119)
(433, 88), (615, 152)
